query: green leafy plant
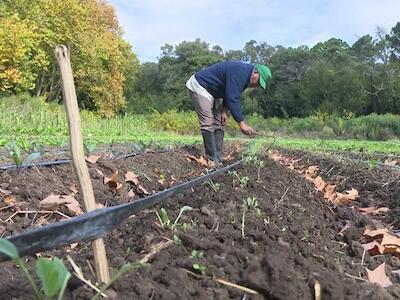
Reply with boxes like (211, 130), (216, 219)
(0, 239), (71, 300)
(155, 205), (193, 230)
(228, 170), (250, 189)
(243, 155), (265, 182)
(5, 141), (41, 168)
(190, 250), (204, 259)
(84, 142), (97, 155)
(205, 179), (222, 192)
(242, 196), (262, 238)
(192, 263), (207, 276)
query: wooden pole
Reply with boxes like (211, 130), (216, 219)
(55, 45), (110, 284)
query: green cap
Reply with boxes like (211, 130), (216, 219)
(256, 64), (272, 89)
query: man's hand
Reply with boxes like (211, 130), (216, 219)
(221, 111), (228, 126)
(239, 121), (256, 136)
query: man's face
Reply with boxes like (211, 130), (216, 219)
(248, 71), (260, 88)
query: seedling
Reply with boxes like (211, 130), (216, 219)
(192, 263), (207, 276)
(228, 170), (250, 188)
(243, 155), (265, 182)
(0, 239), (71, 300)
(155, 205), (193, 230)
(5, 141), (41, 169)
(190, 250), (204, 259)
(242, 196), (262, 238)
(205, 179), (222, 192)
(84, 142), (97, 155)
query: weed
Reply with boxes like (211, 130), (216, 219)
(192, 263), (207, 276)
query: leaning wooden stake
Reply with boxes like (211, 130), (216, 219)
(55, 45), (110, 284)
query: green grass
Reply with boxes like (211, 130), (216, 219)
(1, 95), (399, 156)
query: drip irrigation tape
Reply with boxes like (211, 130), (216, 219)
(0, 160), (242, 262)
(0, 149), (172, 171)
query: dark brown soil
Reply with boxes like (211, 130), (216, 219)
(1, 145), (400, 299)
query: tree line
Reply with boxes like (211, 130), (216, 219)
(130, 23), (400, 119)
(1, 0), (399, 119)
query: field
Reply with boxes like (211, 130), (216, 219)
(1, 140), (400, 299)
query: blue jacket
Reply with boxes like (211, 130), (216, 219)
(194, 60), (254, 123)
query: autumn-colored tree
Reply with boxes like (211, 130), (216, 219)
(0, 0), (140, 117)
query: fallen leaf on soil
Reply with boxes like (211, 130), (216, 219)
(363, 240), (385, 255)
(35, 216), (49, 226)
(95, 168), (105, 177)
(358, 206), (389, 215)
(381, 233), (400, 248)
(39, 194), (83, 216)
(384, 159), (398, 166)
(69, 184), (79, 195)
(104, 171), (123, 191)
(185, 154), (215, 168)
(305, 166), (319, 178)
(314, 176), (327, 191)
(3, 194), (16, 205)
(96, 203), (105, 209)
(363, 228), (388, 239)
(127, 189), (135, 198)
(335, 188), (359, 204)
(138, 185), (149, 195)
(324, 184), (337, 202)
(85, 155), (101, 164)
(366, 262), (392, 288)
(125, 171), (139, 185)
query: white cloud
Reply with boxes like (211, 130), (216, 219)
(110, 0), (400, 62)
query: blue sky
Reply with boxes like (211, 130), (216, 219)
(109, 0), (400, 63)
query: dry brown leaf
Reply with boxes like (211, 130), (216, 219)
(95, 168), (105, 177)
(358, 206), (389, 215)
(3, 194), (16, 205)
(85, 155), (101, 164)
(185, 154), (215, 168)
(324, 184), (337, 202)
(96, 203), (105, 209)
(384, 159), (398, 166)
(104, 171), (123, 191)
(366, 262), (392, 288)
(138, 185), (149, 195)
(335, 188), (359, 204)
(125, 171), (139, 185)
(363, 241), (385, 255)
(383, 246), (398, 255)
(69, 184), (78, 195)
(39, 193), (83, 216)
(34, 216), (49, 226)
(381, 233), (400, 247)
(314, 176), (327, 191)
(127, 189), (135, 198)
(363, 228), (388, 239)
(61, 194), (83, 216)
(305, 166), (319, 178)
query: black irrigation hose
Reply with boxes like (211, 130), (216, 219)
(0, 160), (242, 262)
(0, 149), (173, 171)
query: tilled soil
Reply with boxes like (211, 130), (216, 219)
(1, 145), (400, 299)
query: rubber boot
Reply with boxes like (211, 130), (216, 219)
(201, 130), (220, 165)
(214, 129), (224, 163)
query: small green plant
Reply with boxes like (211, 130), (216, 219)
(155, 205), (193, 230)
(190, 250), (204, 259)
(205, 179), (222, 192)
(5, 141), (41, 168)
(0, 239), (71, 300)
(244, 155), (265, 182)
(228, 170), (250, 188)
(192, 263), (207, 276)
(242, 196), (262, 238)
(84, 142), (97, 155)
